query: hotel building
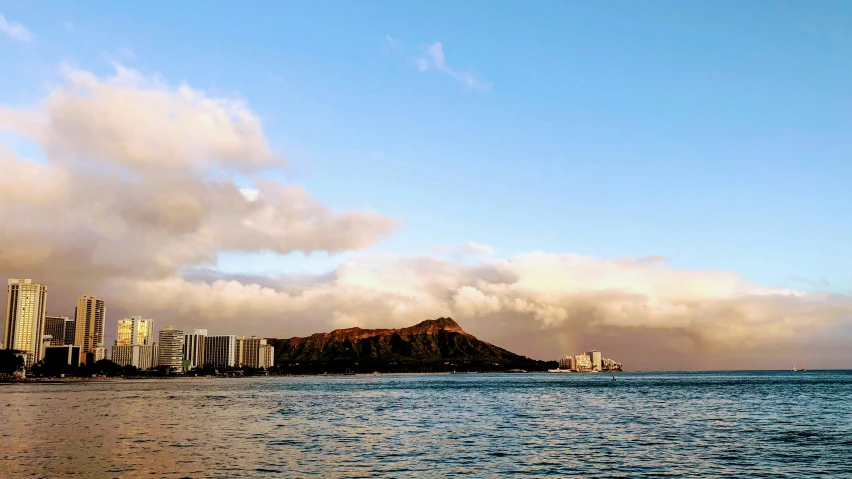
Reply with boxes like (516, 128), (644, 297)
(183, 329), (207, 369)
(235, 336), (274, 369)
(74, 296), (105, 365)
(204, 335), (236, 368)
(111, 316), (156, 370)
(586, 350), (602, 371)
(3, 279), (48, 367)
(44, 315), (72, 347)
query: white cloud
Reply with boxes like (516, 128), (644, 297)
(0, 13), (31, 42)
(0, 63), (399, 288)
(432, 241), (495, 257)
(385, 34), (401, 48)
(386, 35), (490, 90)
(91, 252), (852, 368)
(419, 41), (491, 90)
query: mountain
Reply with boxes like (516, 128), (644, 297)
(268, 317), (556, 374)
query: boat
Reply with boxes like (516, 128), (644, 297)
(547, 368), (573, 373)
(792, 365), (797, 372)
(802, 364), (806, 372)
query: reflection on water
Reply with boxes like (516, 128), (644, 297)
(1, 371), (851, 477)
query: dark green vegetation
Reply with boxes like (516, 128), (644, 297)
(269, 317), (557, 374)
(0, 349), (25, 377)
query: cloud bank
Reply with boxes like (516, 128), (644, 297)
(1, 63), (850, 370)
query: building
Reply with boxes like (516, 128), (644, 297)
(204, 335), (236, 368)
(157, 326), (184, 372)
(64, 318), (76, 345)
(116, 316), (154, 346)
(574, 354), (592, 371)
(112, 344), (155, 370)
(260, 343), (274, 369)
(559, 355), (575, 370)
(3, 279), (48, 367)
(586, 350), (602, 371)
(183, 329), (207, 369)
(602, 357), (622, 372)
(44, 345), (81, 367)
(74, 296), (105, 364)
(111, 316), (156, 370)
(236, 336), (274, 369)
(114, 317), (154, 368)
(44, 316), (72, 347)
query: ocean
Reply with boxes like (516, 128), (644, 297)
(1, 371), (850, 477)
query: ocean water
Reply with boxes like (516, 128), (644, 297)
(1, 371), (851, 478)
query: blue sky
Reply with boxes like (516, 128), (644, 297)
(2, 1), (850, 292)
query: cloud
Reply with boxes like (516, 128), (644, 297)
(385, 34), (401, 48)
(0, 13), (31, 42)
(385, 36), (490, 90)
(432, 241), (495, 257)
(418, 41), (491, 90)
(68, 252), (852, 370)
(0, 63), (399, 294)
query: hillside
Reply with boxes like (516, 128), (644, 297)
(268, 317), (555, 374)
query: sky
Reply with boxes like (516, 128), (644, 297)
(1, 1), (851, 370)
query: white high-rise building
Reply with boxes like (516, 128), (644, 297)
(183, 329), (207, 369)
(112, 344), (155, 370)
(3, 279), (48, 367)
(74, 296), (105, 364)
(204, 335), (236, 368)
(157, 326), (184, 372)
(586, 350), (602, 371)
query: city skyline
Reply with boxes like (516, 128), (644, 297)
(0, 4), (850, 370)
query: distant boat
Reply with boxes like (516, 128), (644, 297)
(802, 364), (806, 372)
(547, 368), (572, 373)
(611, 375), (616, 382)
(792, 365), (797, 372)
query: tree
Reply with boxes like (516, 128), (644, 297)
(0, 350), (25, 378)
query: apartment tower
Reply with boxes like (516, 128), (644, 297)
(74, 296), (105, 364)
(157, 326), (184, 372)
(3, 279), (48, 367)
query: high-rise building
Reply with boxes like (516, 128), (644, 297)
(204, 335), (236, 368)
(44, 316), (71, 347)
(112, 344), (155, 370)
(586, 350), (602, 371)
(157, 326), (184, 371)
(236, 336), (274, 369)
(111, 317), (156, 370)
(260, 343), (274, 369)
(183, 329), (207, 369)
(3, 279), (48, 367)
(116, 316), (154, 346)
(63, 318), (76, 345)
(74, 296), (105, 364)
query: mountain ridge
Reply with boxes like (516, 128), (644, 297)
(269, 317), (555, 374)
